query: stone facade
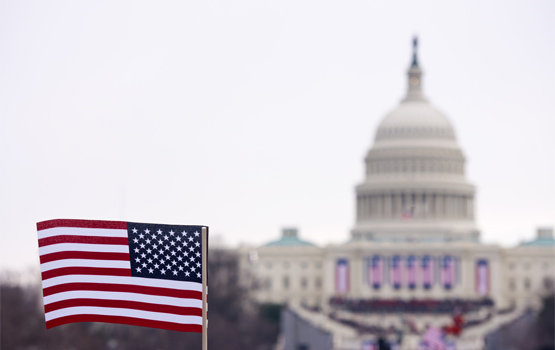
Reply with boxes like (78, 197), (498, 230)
(237, 39), (555, 349)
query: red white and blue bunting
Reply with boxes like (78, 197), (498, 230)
(441, 256), (456, 289)
(336, 258), (349, 295)
(361, 255), (465, 290)
(390, 256), (403, 289)
(407, 256), (417, 289)
(422, 255), (434, 289)
(370, 256), (384, 289)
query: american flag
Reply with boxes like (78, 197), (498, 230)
(361, 340), (377, 350)
(442, 256), (456, 289)
(336, 259), (349, 294)
(371, 256), (383, 289)
(407, 256), (417, 289)
(401, 205), (414, 219)
(421, 326), (447, 350)
(37, 219), (207, 332)
(390, 256), (402, 289)
(422, 256), (434, 289)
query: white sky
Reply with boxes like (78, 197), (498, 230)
(1, 0), (553, 272)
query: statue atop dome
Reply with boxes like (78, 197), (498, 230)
(405, 37), (425, 102)
(411, 36), (419, 68)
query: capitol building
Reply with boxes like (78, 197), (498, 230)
(238, 39), (554, 350)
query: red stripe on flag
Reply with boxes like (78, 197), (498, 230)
(43, 282), (203, 300)
(39, 236), (129, 247)
(45, 315), (202, 333)
(42, 267), (131, 280)
(40, 251), (130, 264)
(45, 299), (203, 316)
(37, 219), (128, 231)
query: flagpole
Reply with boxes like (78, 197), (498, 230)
(201, 227), (208, 350)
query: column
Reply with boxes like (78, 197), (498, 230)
(363, 195), (369, 219)
(379, 194), (385, 219)
(384, 194), (392, 218)
(375, 195), (380, 219)
(396, 193), (403, 219)
(437, 194), (444, 219)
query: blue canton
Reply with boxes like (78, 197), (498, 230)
(127, 222), (206, 283)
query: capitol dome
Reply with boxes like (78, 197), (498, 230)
(375, 102), (456, 142)
(352, 38), (479, 242)
(374, 43), (458, 146)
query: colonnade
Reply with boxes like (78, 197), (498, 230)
(357, 192), (474, 220)
(366, 159), (465, 175)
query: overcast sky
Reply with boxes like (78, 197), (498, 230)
(1, 0), (553, 272)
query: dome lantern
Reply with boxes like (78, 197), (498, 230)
(404, 36), (426, 102)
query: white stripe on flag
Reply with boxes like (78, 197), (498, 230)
(41, 259), (131, 272)
(45, 307), (203, 325)
(38, 227), (128, 239)
(44, 291), (202, 308)
(39, 243), (130, 255)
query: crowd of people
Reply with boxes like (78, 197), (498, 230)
(329, 297), (494, 314)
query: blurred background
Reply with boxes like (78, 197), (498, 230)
(1, 1), (553, 349)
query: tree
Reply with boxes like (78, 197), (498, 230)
(1, 249), (280, 350)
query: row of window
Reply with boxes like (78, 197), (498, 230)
(367, 160), (464, 175)
(357, 192), (472, 219)
(507, 261), (552, 270)
(258, 276), (322, 290)
(377, 127), (454, 137)
(262, 261), (322, 270)
(508, 276), (554, 291)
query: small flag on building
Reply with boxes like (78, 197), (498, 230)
(401, 205), (414, 219)
(407, 255), (417, 289)
(37, 219), (208, 333)
(420, 326), (447, 350)
(361, 340), (377, 350)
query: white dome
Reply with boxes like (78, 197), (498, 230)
(352, 38), (478, 243)
(375, 100), (456, 141)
